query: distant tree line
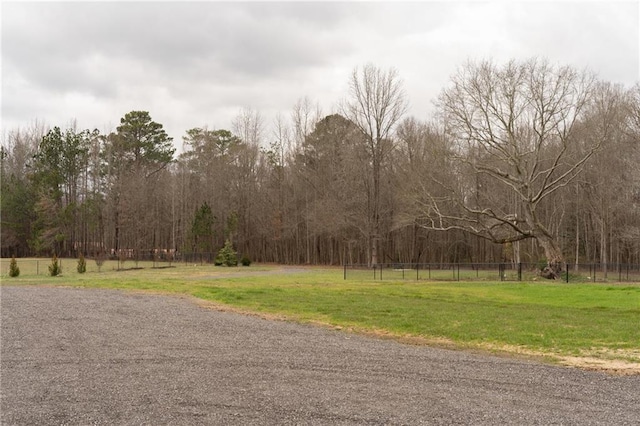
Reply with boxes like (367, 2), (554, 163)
(2, 58), (639, 275)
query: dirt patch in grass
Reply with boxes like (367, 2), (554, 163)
(556, 348), (640, 375)
(558, 356), (640, 376)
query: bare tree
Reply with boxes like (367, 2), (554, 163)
(230, 107), (264, 256)
(576, 83), (640, 274)
(343, 64), (408, 265)
(417, 58), (599, 277)
(232, 107), (264, 147)
(291, 96), (322, 150)
(395, 117), (461, 263)
(624, 83), (640, 192)
(290, 97), (322, 263)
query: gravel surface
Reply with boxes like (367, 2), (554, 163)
(1, 286), (639, 425)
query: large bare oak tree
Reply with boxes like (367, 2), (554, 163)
(418, 58), (599, 276)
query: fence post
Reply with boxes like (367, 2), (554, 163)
(344, 263), (346, 280)
(380, 264), (383, 280)
(566, 263), (569, 283)
(416, 263), (419, 281)
(518, 262), (522, 281)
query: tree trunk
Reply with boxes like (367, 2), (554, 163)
(599, 214), (608, 278)
(370, 235), (378, 266)
(525, 205), (564, 279)
(575, 212), (580, 272)
(537, 232), (564, 279)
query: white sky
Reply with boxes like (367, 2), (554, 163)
(2, 1), (639, 151)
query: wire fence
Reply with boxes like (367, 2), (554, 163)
(4, 257), (640, 283)
(0, 253), (240, 277)
(344, 262), (640, 283)
(0, 257), (179, 276)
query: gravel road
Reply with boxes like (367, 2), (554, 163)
(1, 286), (639, 425)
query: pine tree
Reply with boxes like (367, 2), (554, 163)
(8, 256), (20, 277)
(49, 254), (61, 276)
(77, 253), (86, 273)
(191, 202), (215, 253)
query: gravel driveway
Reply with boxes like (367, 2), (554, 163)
(1, 286), (639, 425)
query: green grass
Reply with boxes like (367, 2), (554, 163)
(2, 259), (639, 364)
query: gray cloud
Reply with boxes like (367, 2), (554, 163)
(504, 2), (639, 81)
(3, 2), (359, 96)
(2, 2), (638, 144)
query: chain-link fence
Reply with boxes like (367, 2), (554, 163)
(344, 262), (640, 283)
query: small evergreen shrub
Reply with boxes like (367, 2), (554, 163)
(8, 256), (20, 277)
(240, 255), (251, 267)
(215, 240), (238, 267)
(49, 254), (62, 276)
(77, 253), (87, 274)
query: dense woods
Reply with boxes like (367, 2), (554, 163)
(2, 59), (639, 271)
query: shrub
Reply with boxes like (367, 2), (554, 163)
(49, 254), (61, 276)
(95, 251), (106, 272)
(118, 251), (127, 270)
(215, 240), (238, 267)
(240, 255), (251, 267)
(8, 256), (20, 277)
(77, 253), (87, 274)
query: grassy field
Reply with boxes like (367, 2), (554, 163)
(2, 258), (639, 367)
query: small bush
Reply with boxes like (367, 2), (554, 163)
(8, 256), (20, 277)
(77, 253), (87, 274)
(215, 240), (238, 267)
(95, 251), (106, 272)
(118, 251), (127, 270)
(240, 255), (251, 267)
(49, 254), (62, 276)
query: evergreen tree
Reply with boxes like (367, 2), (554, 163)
(8, 256), (20, 277)
(30, 127), (91, 256)
(191, 202), (215, 253)
(77, 253), (86, 273)
(215, 239), (237, 266)
(49, 254), (61, 276)
(103, 111), (175, 253)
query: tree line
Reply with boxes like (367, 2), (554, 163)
(2, 58), (639, 275)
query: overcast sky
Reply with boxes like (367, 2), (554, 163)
(2, 1), (639, 151)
